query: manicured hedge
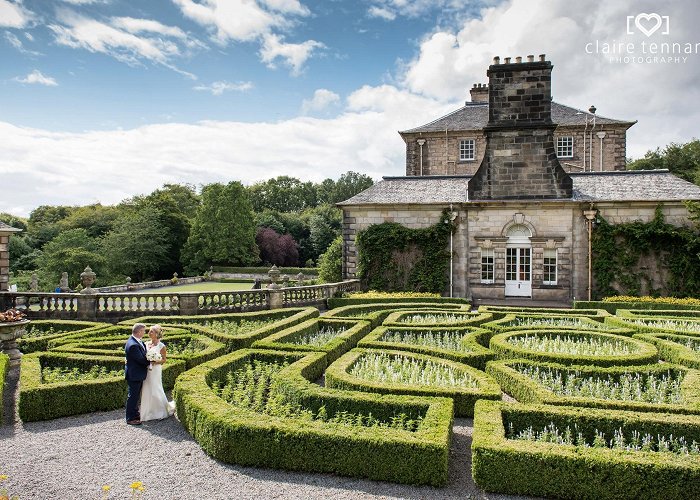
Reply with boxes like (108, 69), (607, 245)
(357, 326), (495, 370)
(173, 348), (453, 486)
(605, 316), (700, 336)
(53, 333), (226, 370)
(323, 302), (468, 328)
(325, 348), (500, 417)
(634, 332), (700, 370)
(212, 266), (319, 275)
(18, 320), (110, 354)
(472, 400), (700, 499)
(0, 352), (8, 423)
(19, 352), (186, 422)
(382, 310), (493, 328)
(575, 300), (700, 314)
(616, 309), (700, 319)
(486, 359), (700, 414)
(121, 308), (319, 352)
(478, 305), (609, 317)
(46, 325), (191, 350)
(327, 296), (469, 309)
(489, 329), (658, 367)
(252, 318), (372, 363)
(482, 313), (633, 335)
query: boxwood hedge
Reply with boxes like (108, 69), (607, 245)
(489, 329), (658, 367)
(0, 352), (8, 423)
(357, 326), (494, 370)
(18, 320), (110, 354)
(19, 352), (186, 422)
(605, 316), (700, 336)
(53, 333), (226, 370)
(616, 309), (700, 319)
(472, 400), (700, 499)
(482, 313), (633, 335)
(634, 332), (700, 370)
(327, 296), (469, 309)
(477, 305), (609, 317)
(173, 348), (453, 486)
(486, 359), (700, 414)
(575, 300), (700, 314)
(46, 325), (191, 350)
(252, 318), (372, 363)
(325, 348), (500, 417)
(323, 303), (468, 328)
(382, 310), (493, 328)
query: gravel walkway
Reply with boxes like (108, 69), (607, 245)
(1, 364), (528, 500)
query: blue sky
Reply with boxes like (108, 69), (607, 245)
(2, 0), (700, 215)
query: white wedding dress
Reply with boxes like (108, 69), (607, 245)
(140, 341), (176, 421)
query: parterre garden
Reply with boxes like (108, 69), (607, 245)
(4, 297), (700, 498)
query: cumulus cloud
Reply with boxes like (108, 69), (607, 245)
(13, 70), (58, 86)
(301, 89), (340, 114)
(0, 0), (33, 28)
(260, 33), (324, 75)
(193, 80), (253, 95)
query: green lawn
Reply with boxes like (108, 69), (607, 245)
(137, 282), (254, 293)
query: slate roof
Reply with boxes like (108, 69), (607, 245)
(0, 221), (22, 232)
(338, 171), (700, 206)
(400, 102), (636, 134)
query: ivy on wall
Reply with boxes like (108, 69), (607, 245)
(356, 210), (454, 293)
(592, 205), (700, 298)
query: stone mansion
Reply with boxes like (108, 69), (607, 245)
(339, 55), (700, 304)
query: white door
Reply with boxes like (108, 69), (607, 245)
(505, 247), (532, 297)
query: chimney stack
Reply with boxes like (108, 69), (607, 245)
(469, 83), (489, 103)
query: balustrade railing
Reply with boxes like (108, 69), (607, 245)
(96, 293), (181, 319)
(2, 292), (80, 319)
(198, 290), (269, 313)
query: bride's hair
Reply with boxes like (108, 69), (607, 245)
(149, 324), (163, 340)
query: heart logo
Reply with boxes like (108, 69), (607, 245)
(635, 13), (662, 37)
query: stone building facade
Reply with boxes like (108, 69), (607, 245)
(340, 56), (700, 304)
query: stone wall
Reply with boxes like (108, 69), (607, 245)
(403, 133), (485, 176)
(0, 234), (9, 292)
(555, 125), (629, 172)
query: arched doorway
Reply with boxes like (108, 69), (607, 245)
(505, 224), (532, 297)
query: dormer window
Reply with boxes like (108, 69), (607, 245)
(556, 136), (574, 158)
(459, 139), (475, 161)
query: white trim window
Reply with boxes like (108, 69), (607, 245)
(543, 248), (558, 285)
(459, 139), (475, 161)
(556, 136), (574, 158)
(480, 248), (495, 284)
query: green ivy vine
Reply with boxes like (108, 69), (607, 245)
(356, 209), (454, 293)
(592, 205), (700, 298)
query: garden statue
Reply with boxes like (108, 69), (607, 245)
(267, 265), (281, 289)
(58, 272), (69, 292)
(79, 265), (97, 294)
(29, 273), (38, 292)
(296, 272), (305, 286)
(281, 274), (289, 287)
(172, 272), (179, 284)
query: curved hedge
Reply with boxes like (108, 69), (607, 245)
(357, 326), (494, 370)
(325, 348), (500, 417)
(46, 325), (191, 350)
(53, 333), (226, 370)
(19, 352), (186, 422)
(327, 296), (469, 309)
(382, 310), (493, 328)
(472, 400), (700, 500)
(0, 352), (8, 423)
(489, 329), (658, 367)
(486, 359), (700, 414)
(616, 309), (700, 319)
(482, 314), (633, 335)
(605, 316), (700, 337)
(173, 348), (453, 486)
(634, 332), (700, 370)
(575, 300), (700, 314)
(323, 303), (468, 328)
(252, 318), (372, 363)
(477, 305), (610, 317)
(18, 320), (110, 354)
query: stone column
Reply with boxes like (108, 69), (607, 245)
(0, 222), (22, 292)
(178, 293), (199, 316)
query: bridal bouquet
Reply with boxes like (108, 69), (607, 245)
(146, 350), (162, 370)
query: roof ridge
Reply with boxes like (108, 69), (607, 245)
(570, 169), (670, 176)
(398, 105), (473, 133)
(552, 102), (637, 125)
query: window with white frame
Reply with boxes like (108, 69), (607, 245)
(556, 136), (574, 158)
(543, 248), (558, 285)
(459, 139), (475, 161)
(481, 248), (495, 283)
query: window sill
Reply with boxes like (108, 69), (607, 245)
(458, 159), (476, 163)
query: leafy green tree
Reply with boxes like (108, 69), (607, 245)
(318, 235), (343, 283)
(325, 171), (374, 204)
(27, 205), (75, 248)
(36, 228), (107, 288)
(58, 204), (120, 238)
(308, 204), (342, 256)
(0, 213), (28, 231)
(138, 184), (200, 219)
(248, 176), (317, 212)
(182, 182), (258, 273)
(628, 139), (700, 185)
(8, 236), (34, 273)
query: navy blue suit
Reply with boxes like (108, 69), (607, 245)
(125, 335), (149, 421)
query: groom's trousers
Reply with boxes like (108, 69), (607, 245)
(126, 379), (143, 421)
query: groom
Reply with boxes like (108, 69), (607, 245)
(125, 323), (149, 425)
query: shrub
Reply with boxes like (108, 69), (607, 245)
(472, 400), (700, 499)
(173, 349), (452, 486)
(0, 353), (8, 423)
(212, 266), (319, 276)
(317, 235), (342, 283)
(604, 296), (700, 306)
(19, 352), (186, 421)
(325, 348), (500, 417)
(18, 320), (110, 354)
(575, 300), (700, 314)
(634, 332), (700, 370)
(252, 318), (372, 363)
(46, 325), (191, 350)
(327, 296), (469, 309)
(489, 329), (658, 367)
(382, 310), (492, 328)
(323, 302), (469, 328)
(357, 326), (494, 370)
(616, 309), (700, 319)
(478, 305), (610, 317)
(606, 316), (700, 336)
(482, 314), (632, 335)
(486, 359), (700, 414)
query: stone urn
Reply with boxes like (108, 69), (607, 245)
(0, 319), (29, 361)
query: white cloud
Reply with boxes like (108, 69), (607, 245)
(60, 0), (111, 4)
(48, 10), (201, 77)
(301, 88), (340, 114)
(0, 0), (33, 28)
(13, 70), (58, 86)
(260, 33), (324, 75)
(193, 80), (253, 95)
(4, 30), (41, 55)
(368, 6), (396, 21)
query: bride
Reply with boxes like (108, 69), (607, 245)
(140, 324), (176, 421)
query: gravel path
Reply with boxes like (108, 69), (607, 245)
(1, 364), (528, 500)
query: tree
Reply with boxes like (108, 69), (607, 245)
(324, 171), (374, 204)
(248, 176), (317, 212)
(58, 204), (120, 238)
(137, 184), (200, 219)
(628, 139), (700, 186)
(256, 228), (299, 266)
(308, 204), (342, 257)
(318, 235), (343, 283)
(182, 182), (258, 273)
(27, 205), (75, 248)
(8, 236), (34, 273)
(36, 228), (106, 287)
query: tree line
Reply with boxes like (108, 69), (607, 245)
(1, 171), (373, 291)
